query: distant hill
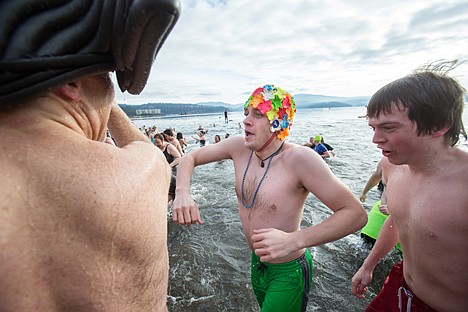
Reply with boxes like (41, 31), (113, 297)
(119, 103), (229, 117)
(118, 94), (371, 116)
(302, 101), (352, 109)
(293, 94), (370, 107)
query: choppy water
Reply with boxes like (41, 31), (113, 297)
(133, 106), (468, 311)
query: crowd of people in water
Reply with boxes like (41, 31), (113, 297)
(136, 124), (234, 202)
(139, 124), (232, 149)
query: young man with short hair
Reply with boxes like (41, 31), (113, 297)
(352, 61), (468, 311)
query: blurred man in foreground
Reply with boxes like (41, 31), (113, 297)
(0, 1), (180, 311)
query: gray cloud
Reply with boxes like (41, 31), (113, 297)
(115, 0), (468, 104)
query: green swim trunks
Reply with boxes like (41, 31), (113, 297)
(251, 249), (313, 312)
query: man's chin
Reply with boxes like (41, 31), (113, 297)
(244, 140), (256, 151)
(385, 154), (404, 166)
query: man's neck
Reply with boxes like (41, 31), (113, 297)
(255, 138), (284, 159)
(24, 94), (108, 141)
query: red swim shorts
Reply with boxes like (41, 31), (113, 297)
(366, 261), (439, 312)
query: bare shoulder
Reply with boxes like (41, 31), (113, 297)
(283, 142), (326, 167)
(228, 135), (250, 155)
(454, 146), (468, 163)
(227, 135), (247, 147)
(450, 147), (468, 180)
(285, 142), (314, 155)
(382, 156), (404, 176)
(32, 133), (169, 216)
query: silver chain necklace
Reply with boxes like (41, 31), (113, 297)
(241, 141), (285, 208)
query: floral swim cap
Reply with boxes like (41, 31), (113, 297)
(244, 84), (296, 141)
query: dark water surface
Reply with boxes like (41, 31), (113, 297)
(133, 106), (467, 311)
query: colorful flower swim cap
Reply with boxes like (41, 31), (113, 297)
(244, 84), (296, 141)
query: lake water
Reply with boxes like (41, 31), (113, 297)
(133, 106), (468, 311)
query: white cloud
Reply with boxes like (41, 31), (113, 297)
(115, 0), (468, 105)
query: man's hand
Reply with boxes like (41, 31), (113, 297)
(378, 204), (389, 215)
(172, 194), (203, 226)
(251, 228), (296, 262)
(359, 193), (367, 203)
(351, 266), (373, 299)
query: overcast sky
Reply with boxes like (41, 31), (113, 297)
(114, 0), (468, 105)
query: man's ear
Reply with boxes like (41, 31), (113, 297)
(56, 81), (81, 101)
(432, 125), (450, 139)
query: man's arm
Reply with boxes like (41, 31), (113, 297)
(298, 148), (367, 246)
(172, 136), (242, 225)
(351, 215), (399, 298)
(360, 160), (383, 202)
(167, 144), (181, 168)
(106, 103), (150, 147)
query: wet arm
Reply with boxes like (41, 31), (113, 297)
(363, 216), (399, 268)
(296, 149), (368, 247)
(106, 103), (150, 147)
(172, 142), (228, 225)
(296, 193), (367, 248)
(351, 215), (399, 297)
(360, 162), (383, 202)
(173, 137), (240, 225)
(175, 138), (235, 195)
(168, 145), (181, 168)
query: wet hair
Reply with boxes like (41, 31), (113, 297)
(367, 60), (467, 146)
(154, 133), (165, 142)
(176, 132), (184, 140)
(163, 128), (174, 137)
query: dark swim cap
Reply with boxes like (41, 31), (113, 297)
(0, 0), (180, 107)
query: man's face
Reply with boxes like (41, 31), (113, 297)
(368, 104), (420, 165)
(243, 106), (272, 151)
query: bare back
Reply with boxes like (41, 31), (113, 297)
(386, 148), (468, 311)
(0, 116), (170, 311)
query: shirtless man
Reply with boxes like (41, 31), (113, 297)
(352, 61), (468, 311)
(172, 84), (367, 311)
(0, 1), (180, 311)
(360, 157), (396, 214)
(359, 157), (401, 249)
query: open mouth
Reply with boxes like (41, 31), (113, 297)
(245, 130), (254, 138)
(381, 149), (391, 157)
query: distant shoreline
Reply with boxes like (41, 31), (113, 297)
(131, 112), (223, 120)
